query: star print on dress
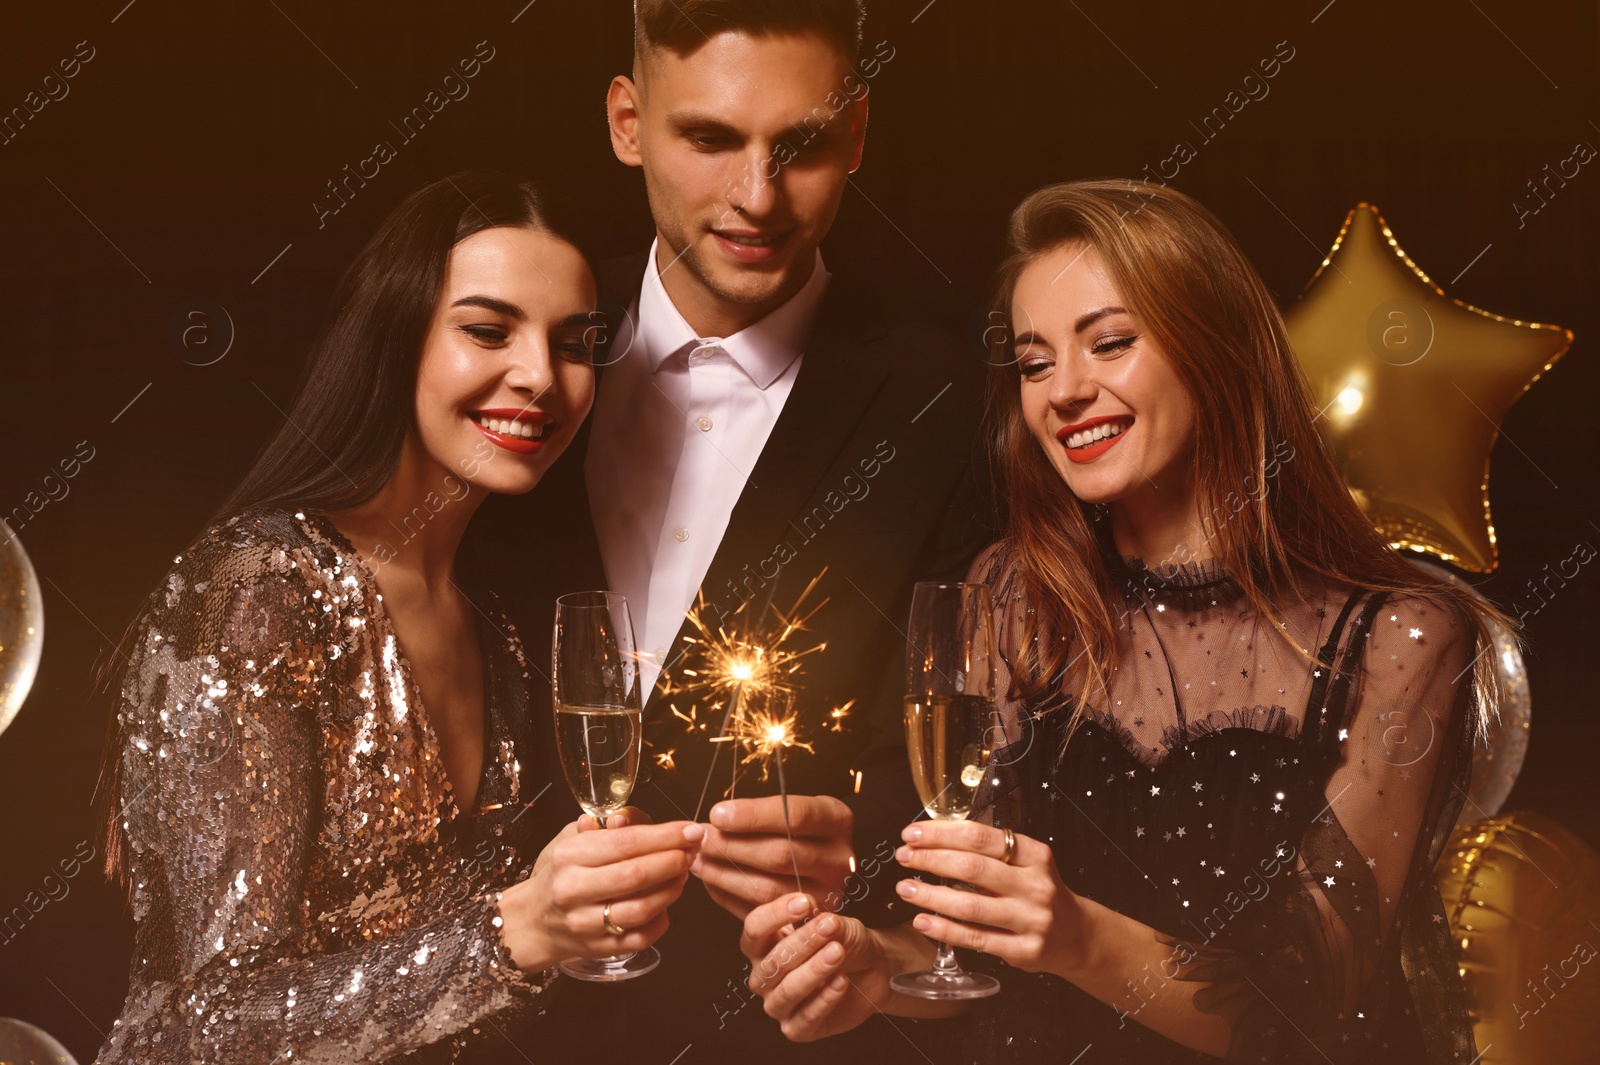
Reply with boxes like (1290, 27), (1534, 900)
(962, 538), (1481, 1064)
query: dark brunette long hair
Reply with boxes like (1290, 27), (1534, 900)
(982, 179), (1509, 743)
(95, 169), (582, 886)
(211, 169), (579, 523)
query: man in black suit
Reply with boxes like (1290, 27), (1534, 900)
(465, 1), (991, 1060)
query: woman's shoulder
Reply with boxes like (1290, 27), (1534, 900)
(1339, 584), (1480, 731)
(967, 538), (1018, 586)
(143, 506), (352, 623)
(1349, 583), (1477, 653)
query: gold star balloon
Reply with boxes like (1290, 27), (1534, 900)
(1284, 204), (1573, 573)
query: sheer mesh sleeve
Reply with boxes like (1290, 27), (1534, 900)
(970, 541), (1043, 833)
(98, 528), (552, 1065)
(1161, 591), (1478, 1062)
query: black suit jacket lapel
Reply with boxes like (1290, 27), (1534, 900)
(588, 250), (891, 706)
(647, 279), (892, 702)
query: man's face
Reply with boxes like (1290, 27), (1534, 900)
(611, 29), (867, 316)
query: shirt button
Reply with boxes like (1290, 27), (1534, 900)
(674, 527), (690, 542)
(696, 416), (713, 432)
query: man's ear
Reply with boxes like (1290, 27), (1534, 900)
(847, 92), (869, 174)
(607, 74), (644, 168)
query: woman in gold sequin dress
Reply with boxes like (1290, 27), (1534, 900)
(93, 170), (703, 1064)
(739, 181), (1509, 1063)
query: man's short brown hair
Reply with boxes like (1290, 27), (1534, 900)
(634, 0), (866, 61)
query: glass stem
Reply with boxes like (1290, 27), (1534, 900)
(930, 876), (964, 974)
(931, 940), (963, 974)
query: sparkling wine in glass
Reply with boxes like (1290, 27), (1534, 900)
(552, 591), (657, 982)
(892, 581), (1002, 1000)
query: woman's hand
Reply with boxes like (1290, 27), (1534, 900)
(894, 820), (1091, 979)
(495, 815), (702, 972)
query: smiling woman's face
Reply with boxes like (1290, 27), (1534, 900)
(1011, 241), (1197, 508)
(412, 225), (598, 496)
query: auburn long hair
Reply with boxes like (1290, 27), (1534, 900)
(982, 178), (1508, 742)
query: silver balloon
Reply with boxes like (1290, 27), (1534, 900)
(1408, 559), (1530, 823)
(0, 521), (45, 739)
(0, 1017), (79, 1064)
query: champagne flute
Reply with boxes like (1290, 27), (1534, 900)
(552, 591), (658, 981)
(892, 581), (1002, 1000)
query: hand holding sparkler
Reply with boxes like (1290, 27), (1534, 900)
(662, 571), (857, 921)
(736, 894), (963, 1040)
(694, 794), (856, 921)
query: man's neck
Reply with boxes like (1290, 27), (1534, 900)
(654, 236), (815, 339)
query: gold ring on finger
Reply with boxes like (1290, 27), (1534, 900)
(603, 900), (626, 936)
(1001, 826), (1016, 866)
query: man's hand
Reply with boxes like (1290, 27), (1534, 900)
(741, 893), (962, 1041)
(741, 894), (890, 1042)
(694, 795), (853, 920)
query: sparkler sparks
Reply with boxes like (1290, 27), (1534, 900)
(666, 569), (838, 820)
(713, 692), (813, 780)
(661, 568), (831, 712)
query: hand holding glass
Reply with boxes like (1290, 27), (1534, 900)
(552, 591), (657, 981)
(893, 581), (1002, 1000)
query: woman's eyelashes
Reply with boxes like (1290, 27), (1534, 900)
(1015, 351), (1051, 378)
(456, 322), (593, 362)
(554, 330), (595, 362)
(1090, 333), (1137, 357)
(458, 322), (508, 346)
(1014, 333), (1137, 376)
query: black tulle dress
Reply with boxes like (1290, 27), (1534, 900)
(950, 539), (1481, 1064)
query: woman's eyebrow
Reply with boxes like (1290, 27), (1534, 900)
(451, 295), (525, 319)
(1074, 305), (1128, 333)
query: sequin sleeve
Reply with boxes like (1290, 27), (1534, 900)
(1156, 591), (1478, 1062)
(98, 527), (554, 1065)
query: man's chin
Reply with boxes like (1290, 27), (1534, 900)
(693, 248), (806, 307)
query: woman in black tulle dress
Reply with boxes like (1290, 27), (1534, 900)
(737, 180), (1506, 1063)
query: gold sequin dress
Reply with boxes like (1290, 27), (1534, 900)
(96, 506), (559, 1064)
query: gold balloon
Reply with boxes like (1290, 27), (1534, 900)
(0, 520), (44, 739)
(1285, 204), (1572, 573)
(1436, 811), (1600, 1064)
(1409, 560), (1531, 823)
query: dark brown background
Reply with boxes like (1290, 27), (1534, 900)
(1, 1), (1595, 1060)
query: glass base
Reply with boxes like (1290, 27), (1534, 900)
(891, 967), (1001, 1000)
(559, 947), (660, 983)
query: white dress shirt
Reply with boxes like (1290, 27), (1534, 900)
(586, 238), (832, 696)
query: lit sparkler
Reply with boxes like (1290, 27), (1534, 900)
(716, 692), (814, 780)
(663, 569), (836, 824)
(712, 687), (810, 895)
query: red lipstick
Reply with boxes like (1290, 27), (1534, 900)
(1056, 414), (1133, 464)
(469, 408), (552, 455)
